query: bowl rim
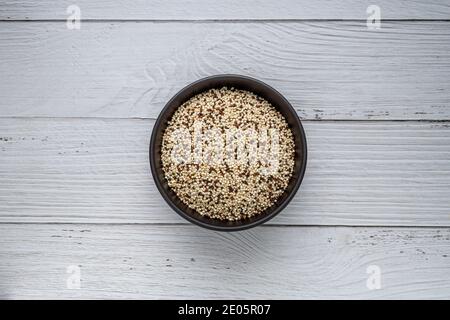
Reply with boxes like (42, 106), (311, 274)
(149, 74), (307, 231)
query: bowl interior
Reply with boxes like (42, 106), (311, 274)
(150, 75), (307, 231)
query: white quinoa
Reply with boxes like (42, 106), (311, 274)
(161, 87), (295, 221)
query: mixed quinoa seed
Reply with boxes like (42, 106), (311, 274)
(161, 87), (295, 221)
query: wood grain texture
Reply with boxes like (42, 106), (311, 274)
(0, 224), (449, 299)
(1, 118), (449, 226)
(1, 21), (450, 120)
(2, 0), (450, 301)
(1, 0), (450, 20)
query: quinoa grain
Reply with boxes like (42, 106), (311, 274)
(161, 87), (295, 221)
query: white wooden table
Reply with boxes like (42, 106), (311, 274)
(0, 1), (449, 299)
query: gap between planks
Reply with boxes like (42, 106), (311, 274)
(3, 19), (450, 22)
(0, 222), (449, 229)
(1, 116), (450, 123)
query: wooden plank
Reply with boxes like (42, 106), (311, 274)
(0, 224), (449, 299)
(0, 21), (449, 120)
(1, 118), (449, 226)
(1, 0), (450, 20)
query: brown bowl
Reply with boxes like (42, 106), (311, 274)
(150, 75), (307, 231)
